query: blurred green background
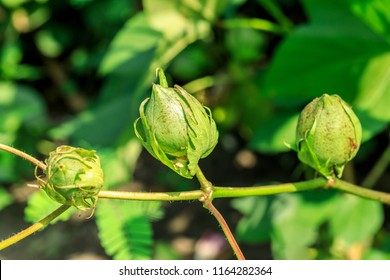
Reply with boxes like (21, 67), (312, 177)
(1, 0), (390, 260)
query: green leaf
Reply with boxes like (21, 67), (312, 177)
(50, 13), (159, 146)
(250, 113), (299, 154)
(0, 82), (46, 137)
(271, 191), (339, 259)
(364, 249), (390, 260)
(170, 43), (215, 81)
(0, 40), (43, 80)
(154, 241), (182, 260)
(231, 196), (273, 244)
(225, 25), (266, 62)
(99, 139), (143, 189)
(48, 95), (137, 147)
(349, 0), (390, 42)
(143, 0), (219, 40)
(0, 82), (47, 182)
(353, 52), (390, 141)
(99, 13), (161, 76)
(329, 195), (383, 245)
(0, 186), (13, 211)
(261, 0), (390, 144)
(24, 191), (75, 225)
(95, 200), (164, 260)
(364, 234), (390, 259)
(50, 5), (214, 147)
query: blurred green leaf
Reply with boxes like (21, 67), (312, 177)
(170, 43), (215, 81)
(0, 41), (42, 80)
(250, 112), (298, 154)
(0, 186), (13, 211)
(262, 0), (385, 106)
(99, 139), (142, 189)
(225, 27), (266, 62)
(68, 0), (94, 8)
(0, 82), (47, 182)
(1, 0), (29, 8)
(49, 14), (153, 145)
(99, 13), (161, 76)
(364, 234), (390, 259)
(24, 191), (75, 225)
(271, 191), (339, 259)
(353, 52), (390, 141)
(258, 0), (390, 152)
(364, 249), (390, 260)
(48, 95), (136, 147)
(35, 28), (67, 58)
(52, 4), (219, 147)
(154, 241), (182, 260)
(231, 196), (273, 244)
(0, 82), (46, 126)
(143, 0), (220, 40)
(329, 195), (384, 245)
(349, 0), (390, 42)
(84, 0), (137, 33)
(96, 200), (164, 260)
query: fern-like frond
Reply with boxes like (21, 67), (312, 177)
(95, 200), (164, 260)
(24, 191), (75, 225)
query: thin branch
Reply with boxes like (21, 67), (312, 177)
(98, 178), (329, 201)
(0, 204), (71, 251)
(195, 167), (213, 195)
(195, 167), (245, 260)
(98, 177), (390, 207)
(333, 179), (390, 204)
(213, 177), (328, 198)
(0, 143), (46, 170)
(202, 199), (245, 260)
(98, 189), (202, 201)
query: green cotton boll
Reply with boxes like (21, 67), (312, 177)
(37, 145), (104, 210)
(296, 94), (362, 179)
(134, 68), (219, 179)
(145, 84), (189, 157)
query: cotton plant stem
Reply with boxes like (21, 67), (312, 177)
(98, 189), (203, 201)
(0, 142), (386, 205)
(195, 167), (213, 196)
(0, 204), (71, 251)
(0, 143), (46, 170)
(333, 178), (390, 204)
(213, 177), (328, 198)
(202, 199), (245, 260)
(195, 168), (245, 260)
(98, 178), (329, 201)
(98, 178), (390, 206)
